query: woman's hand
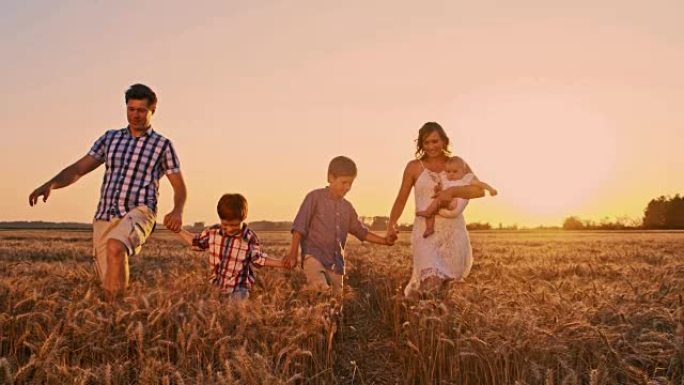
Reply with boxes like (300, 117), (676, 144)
(386, 224), (399, 245)
(431, 189), (454, 206)
(433, 180), (443, 193)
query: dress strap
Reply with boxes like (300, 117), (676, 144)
(419, 160), (426, 170)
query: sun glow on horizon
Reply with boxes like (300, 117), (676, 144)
(450, 83), (619, 219)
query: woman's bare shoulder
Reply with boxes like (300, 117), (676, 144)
(404, 159), (422, 175)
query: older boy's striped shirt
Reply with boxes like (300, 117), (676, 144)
(192, 224), (267, 292)
(88, 127), (180, 220)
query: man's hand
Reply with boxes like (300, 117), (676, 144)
(163, 210), (183, 232)
(29, 182), (54, 206)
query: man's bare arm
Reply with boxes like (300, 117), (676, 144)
(29, 155), (102, 206)
(163, 172), (187, 232)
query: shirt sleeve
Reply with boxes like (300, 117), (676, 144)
(291, 191), (316, 236)
(160, 140), (181, 175)
(87, 132), (109, 162)
(192, 228), (211, 250)
(348, 204), (370, 241)
(248, 232), (267, 267)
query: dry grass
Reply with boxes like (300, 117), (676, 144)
(1, 230), (683, 384)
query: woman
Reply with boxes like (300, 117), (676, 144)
(387, 122), (484, 296)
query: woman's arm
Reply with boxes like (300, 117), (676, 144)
(470, 179), (498, 196)
(387, 161), (418, 238)
(433, 185), (485, 205)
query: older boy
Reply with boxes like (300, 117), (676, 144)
(177, 194), (287, 299)
(285, 156), (393, 296)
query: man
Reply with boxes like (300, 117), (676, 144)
(28, 84), (187, 301)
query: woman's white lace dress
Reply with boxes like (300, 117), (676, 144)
(404, 168), (473, 296)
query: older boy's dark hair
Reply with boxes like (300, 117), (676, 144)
(328, 156), (357, 177)
(125, 83), (157, 109)
(217, 194), (248, 220)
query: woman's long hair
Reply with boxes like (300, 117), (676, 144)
(415, 122), (451, 159)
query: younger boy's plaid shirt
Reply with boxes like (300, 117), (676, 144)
(192, 224), (267, 292)
(88, 127), (181, 220)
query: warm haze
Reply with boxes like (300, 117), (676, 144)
(1, 1), (683, 227)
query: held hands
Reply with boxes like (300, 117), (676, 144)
(29, 182), (54, 206)
(283, 253), (298, 269)
(385, 235), (396, 246)
(163, 210), (183, 232)
(386, 225), (398, 245)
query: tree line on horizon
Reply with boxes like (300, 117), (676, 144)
(563, 194), (684, 230)
(5, 195), (681, 231)
(0, 218), (504, 232)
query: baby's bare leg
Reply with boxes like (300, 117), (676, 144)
(416, 199), (441, 217)
(423, 215), (435, 238)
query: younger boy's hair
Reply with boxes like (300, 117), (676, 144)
(125, 83), (157, 109)
(217, 194), (248, 220)
(328, 156), (357, 178)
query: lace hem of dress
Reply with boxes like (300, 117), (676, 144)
(418, 267), (451, 281)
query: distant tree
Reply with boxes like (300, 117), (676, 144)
(0, 221), (91, 230)
(369, 216), (389, 231)
(248, 221), (293, 231)
(466, 222), (492, 230)
(562, 216), (585, 230)
(665, 195), (684, 229)
(643, 196), (670, 229)
(397, 223), (413, 231)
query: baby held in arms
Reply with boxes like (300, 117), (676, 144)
(416, 156), (497, 238)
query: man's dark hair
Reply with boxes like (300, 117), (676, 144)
(328, 156), (357, 178)
(125, 84), (157, 109)
(217, 194), (248, 221)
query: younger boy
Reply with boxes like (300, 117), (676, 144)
(177, 193), (287, 299)
(285, 156), (394, 296)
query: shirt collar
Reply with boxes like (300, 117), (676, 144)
(324, 187), (343, 201)
(218, 223), (250, 240)
(126, 126), (154, 138)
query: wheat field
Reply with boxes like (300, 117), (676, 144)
(0, 229), (683, 384)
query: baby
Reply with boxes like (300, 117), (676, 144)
(416, 156), (497, 238)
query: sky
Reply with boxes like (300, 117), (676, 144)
(1, 0), (682, 227)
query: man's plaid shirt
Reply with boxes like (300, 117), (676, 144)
(88, 127), (180, 220)
(193, 224), (267, 292)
